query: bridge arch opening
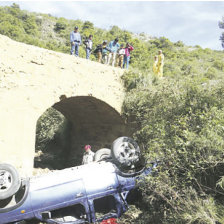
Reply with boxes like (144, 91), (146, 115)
(34, 96), (127, 171)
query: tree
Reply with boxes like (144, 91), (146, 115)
(55, 17), (68, 32)
(109, 25), (122, 37)
(11, 3), (20, 9)
(23, 15), (39, 35)
(82, 21), (94, 38)
(218, 17), (224, 48)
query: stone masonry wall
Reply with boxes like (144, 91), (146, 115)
(0, 35), (125, 176)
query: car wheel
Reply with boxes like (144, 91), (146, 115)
(111, 137), (141, 170)
(94, 148), (112, 162)
(0, 163), (21, 200)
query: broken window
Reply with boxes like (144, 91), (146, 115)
(50, 203), (87, 222)
(94, 195), (117, 219)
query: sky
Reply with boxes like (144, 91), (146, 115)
(0, 1), (224, 50)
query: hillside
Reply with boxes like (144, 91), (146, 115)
(1, 3), (224, 76)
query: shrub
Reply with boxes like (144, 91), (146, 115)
(122, 71), (224, 223)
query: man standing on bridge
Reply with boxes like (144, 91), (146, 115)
(84, 35), (93, 60)
(107, 38), (120, 67)
(70, 26), (82, 57)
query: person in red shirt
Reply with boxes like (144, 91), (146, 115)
(123, 42), (134, 69)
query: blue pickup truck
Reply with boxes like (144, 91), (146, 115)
(0, 137), (157, 224)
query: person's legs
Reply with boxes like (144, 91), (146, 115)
(123, 55), (127, 68)
(158, 65), (163, 77)
(99, 52), (102, 63)
(126, 56), (130, 69)
(107, 53), (112, 65)
(112, 53), (116, 67)
(75, 43), (79, 56)
(103, 54), (108, 64)
(116, 55), (120, 67)
(97, 52), (102, 62)
(70, 43), (75, 55)
(86, 48), (90, 59)
(120, 56), (124, 68)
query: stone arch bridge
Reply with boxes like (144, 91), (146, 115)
(0, 35), (127, 176)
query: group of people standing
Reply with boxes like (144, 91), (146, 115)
(70, 26), (134, 69)
(70, 26), (165, 74)
(93, 38), (134, 69)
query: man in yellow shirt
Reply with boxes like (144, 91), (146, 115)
(157, 50), (164, 77)
(153, 55), (158, 75)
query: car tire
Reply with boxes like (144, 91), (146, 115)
(0, 163), (21, 200)
(111, 137), (141, 170)
(94, 148), (112, 162)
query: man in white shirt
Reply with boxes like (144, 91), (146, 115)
(116, 44), (125, 68)
(82, 145), (95, 165)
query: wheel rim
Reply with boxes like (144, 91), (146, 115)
(117, 142), (140, 166)
(0, 170), (13, 192)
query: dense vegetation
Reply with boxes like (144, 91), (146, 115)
(2, 3), (224, 224)
(122, 71), (224, 223)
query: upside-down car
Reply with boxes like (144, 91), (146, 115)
(0, 137), (157, 224)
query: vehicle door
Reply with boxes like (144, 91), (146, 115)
(88, 193), (125, 223)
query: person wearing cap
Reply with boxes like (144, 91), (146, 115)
(107, 38), (120, 67)
(70, 26), (82, 56)
(82, 145), (95, 165)
(84, 35), (93, 60)
(123, 42), (134, 69)
(116, 44), (125, 68)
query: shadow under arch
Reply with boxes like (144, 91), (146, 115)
(35, 96), (127, 171)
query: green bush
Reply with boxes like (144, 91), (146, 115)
(213, 60), (224, 71)
(122, 72), (224, 223)
(55, 17), (68, 32)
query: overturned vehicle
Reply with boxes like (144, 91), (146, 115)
(0, 137), (157, 224)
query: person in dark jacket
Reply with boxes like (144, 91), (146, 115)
(93, 44), (103, 63)
(93, 41), (111, 63)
